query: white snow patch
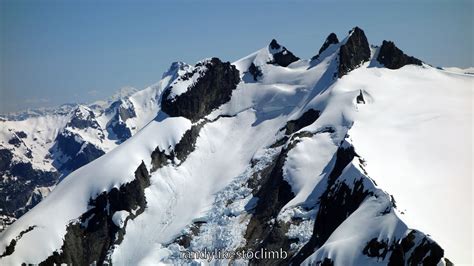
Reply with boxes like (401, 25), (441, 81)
(346, 66), (473, 264)
(112, 211), (130, 229)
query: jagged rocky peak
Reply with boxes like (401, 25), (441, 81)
(162, 61), (190, 79)
(56, 108), (106, 171)
(267, 39), (300, 67)
(312, 32), (339, 60)
(110, 98), (136, 122)
(377, 40), (422, 69)
(54, 130), (105, 172)
(104, 98), (136, 143)
(320, 33), (339, 54)
(161, 57), (240, 122)
(71, 105), (93, 118)
(338, 26), (370, 77)
(269, 39), (280, 50)
(67, 105), (99, 129)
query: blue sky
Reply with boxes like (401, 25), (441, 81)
(1, 0), (472, 113)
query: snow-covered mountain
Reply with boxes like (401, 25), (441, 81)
(0, 27), (472, 265)
(0, 76), (172, 228)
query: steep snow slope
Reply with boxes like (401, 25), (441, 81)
(347, 66), (473, 263)
(0, 115), (191, 263)
(0, 27), (471, 265)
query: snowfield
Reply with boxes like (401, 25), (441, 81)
(347, 66), (473, 263)
(0, 29), (472, 265)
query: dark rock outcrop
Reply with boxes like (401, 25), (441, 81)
(7, 136), (21, 147)
(311, 155), (372, 247)
(283, 109), (320, 135)
(105, 99), (136, 143)
(363, 238), (390, 259)
(268, 39), (300, 67)
(0, 149), (13, 172)
(54, 131), (105, 172)
(356, 90), (365, 104)
(269, 39), (281, 50)
(39, 162), (150, 266)
(173, 222), (203, 249)
(292, 145), (374, 264)
(0, 159), (58, 219)
(319, 258), (335, 266)
(15, 131), (27, 139)
(290, 143), (445, 265)
(248, 63), (263, 81)
(388, 230), (444, 266)
(271, 109), (320, 148)
(10, 162), (53, 182)
(118, 102), (136, 122)
(107, 120), (132, 143)
(312, 33), (339, 60)
(243, 141), (296, 265)
(377, 40), (422, 69)
(242, 124), (326, 265)
(319, 33), (339, 54)
(106, 99), (136, 121)
(338, 27), (371, 77)
(161, 58), (240, 122)
(360, 229), (445, 265)
(172, 123), (204, 162)
(150, 147), (174, 172)
(150, 122), (203, 171)
(0, 226), (35, 258)
(68, 107), (100, 130)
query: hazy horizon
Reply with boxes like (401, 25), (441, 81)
(1, 0), (473, 113)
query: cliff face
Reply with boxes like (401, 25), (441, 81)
(338, 27), (371, 77)
(267, 39), (300, 67)
(40, 162), (150, 265)
(377, 40), (422, 69)
(161, 58), (240, 122)
(312, 33), (339, 60)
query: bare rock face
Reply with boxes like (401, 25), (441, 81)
(39, 162), (150, 265)
(284, 109), (320, 135)
(0, 149), (13, 172)
(0, 148), (58, 221)
(243, 133), (301, 265)
(150, 122), (203, 171)
(291, 145), (365, 264)
(268, 39), (300, 67)
(105, 99), (136, 144)
(54, 131), (105, 172)
(319, 33), (339, 54)
(356, 90), (365, 104)
(312, 33), (339, 60)
(377, 40), (422, 69)
(338, 27), (370, 77)
(161, 58), (240, 122)
(387, 230), (444, 265)
(68, 106), (100, 130)
(248, 62), (263, 81)
(362, 229), (444, 266)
